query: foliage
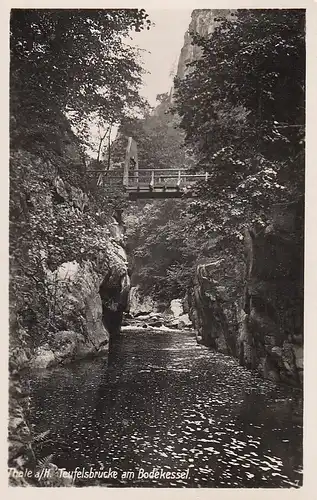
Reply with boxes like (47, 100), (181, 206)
(10, 9), (151, 152)
(174, 9), (305, 237)
(111, 94), (195, 171)
(126, 199), (217, 304)
(124, 9), (305, 305)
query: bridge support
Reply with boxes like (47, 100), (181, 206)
(123, 136), (138, 188)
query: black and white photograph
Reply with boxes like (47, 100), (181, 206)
(8, 5), (306, 489)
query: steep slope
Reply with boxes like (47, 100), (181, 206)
(176, 9), (234, 79)
(9, 116), (131, 481)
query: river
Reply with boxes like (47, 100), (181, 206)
(29, 328), (303, 488)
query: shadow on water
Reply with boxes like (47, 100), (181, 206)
(93, 337), (124, 419)
(28, 329), (303, 488)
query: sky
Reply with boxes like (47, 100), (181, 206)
(130, 9), (192, 107)
(86, 9), (192, 156)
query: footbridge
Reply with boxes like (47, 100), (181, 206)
(90, 136), (208, 200)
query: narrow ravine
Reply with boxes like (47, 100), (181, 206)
(9, 9), (305, 489)
(28, 329), (303, 488)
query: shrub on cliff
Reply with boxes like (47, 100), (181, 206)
(174, 9), (305, 238)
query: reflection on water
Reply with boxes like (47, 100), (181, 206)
(29, 330), (303, 488)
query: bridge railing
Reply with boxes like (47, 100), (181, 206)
(87, 137), (209, 194)
(126, 169), (208, 190)
(87, 169), (123, 187)
(87, 167), (208, 191)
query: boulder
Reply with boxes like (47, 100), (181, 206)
(148, 320), (163, 327)
(178, 314), (192, 328)
(30, 330), (108, 370)
(293, 345), (303, 370)
(170, 299), (184, 318)
(129, 286), (158, 316)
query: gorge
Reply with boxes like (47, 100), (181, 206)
(9, 8), (304, 488)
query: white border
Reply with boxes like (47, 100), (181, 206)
(2, 2), (316, 499)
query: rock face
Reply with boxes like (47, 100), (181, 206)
(176, 9), (235, 80)
(240, 199), (304, 386)
(11, 146), (131, 352)
(29, 221), (130, 370)
(189, 199), (304, 387)
(27, 178), (130, 371)
(188, 258), (240, 356)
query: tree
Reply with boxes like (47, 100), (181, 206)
(112, 100), (194, 172)
(126, 200), (215, 304)
(10, 9), (151, 153)
(174, 9), (305, 237)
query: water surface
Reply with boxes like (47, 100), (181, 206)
(29, 329), (303, 487)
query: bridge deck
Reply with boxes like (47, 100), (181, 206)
(126, 185), (197, 200)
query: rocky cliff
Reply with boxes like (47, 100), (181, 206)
(188, 257), (241, 357)
(188, 199), (304, 387)
(10, 152), (130, 372)
(240, 199), (304, 386)
(175, 9), (304, 388)
(176, 9), (235, 80)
